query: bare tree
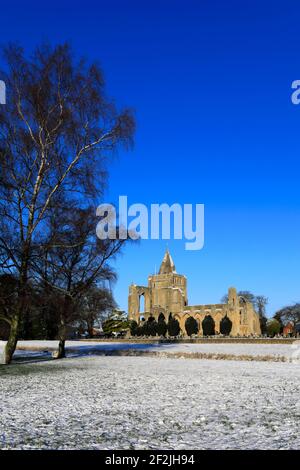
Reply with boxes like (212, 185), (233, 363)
(0, 43), (134, 363)
(221, 290), (256, 305)
(81, 286), (116, 338)
(255, 295), (268, 334)
(274, 303), (300, 326)
(33, 206), (128, 358)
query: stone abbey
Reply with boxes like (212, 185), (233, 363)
(128, 250), (261, 336)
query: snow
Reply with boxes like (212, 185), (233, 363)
(1, 340), (299, 362)
(1, 356), (300, 449)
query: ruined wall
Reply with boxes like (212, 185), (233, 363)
(128, 254), (261, 336)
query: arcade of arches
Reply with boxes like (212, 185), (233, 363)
(128, 250), (261, 336)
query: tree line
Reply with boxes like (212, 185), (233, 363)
(129, 313), (232, 338)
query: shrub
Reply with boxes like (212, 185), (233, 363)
(202, 315), (215, 336)
(185, 317), (199, 336)
(168, 318), (180, 337)
(157, 319), (167, 337)
(220, 315), (232, 335)
(267, 318), (281, 337)
(148, 319), (158, 336)
(140, 322), (149, 336)
(130, 320), (138, 336)
(135, 326), (142, 336)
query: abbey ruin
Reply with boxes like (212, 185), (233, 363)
(128, 250), (261, 336)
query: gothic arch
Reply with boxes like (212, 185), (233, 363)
(139, 293), (145, 313)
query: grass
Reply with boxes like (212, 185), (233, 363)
(78, 337), (297, 344)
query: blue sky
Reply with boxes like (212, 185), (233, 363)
(1, 0), (300, 316)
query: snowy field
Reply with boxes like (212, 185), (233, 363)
(1, 356), (300, 450)
(1, 340), (299, 362)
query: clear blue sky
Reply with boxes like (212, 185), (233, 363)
(1, 0), (300, 316)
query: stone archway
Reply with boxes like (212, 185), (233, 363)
(139, 293), (145, 313)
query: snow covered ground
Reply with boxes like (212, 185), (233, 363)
(1, 340), (299, 362)
(1, 356), (300, 449)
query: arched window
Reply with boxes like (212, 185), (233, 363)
(139, 294), (145, 313)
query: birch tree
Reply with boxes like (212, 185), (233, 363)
(0, 43), (134, 363)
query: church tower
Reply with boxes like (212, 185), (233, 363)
(147, 249), (187, 320)
(128, 249), (187, 323)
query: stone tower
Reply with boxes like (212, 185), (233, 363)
(128, 249), (187, 323)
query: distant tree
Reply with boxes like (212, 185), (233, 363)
(167, 317), (180, 337)
(157, 318), (167, 337)
(0, 271), (96, 342)
(220, 315), (232, 335)
(221, 290), (256, 305)
(273, 314), (284, 333)
(0, 274), (45, 340)
(0, 274), (18, 327)
(148, 320), (158, 336)
(267, 318), (281, 337)
(81, 286), (115, 337)
(135, 325), (142, 337)
(102, 309), (129, 336)
(185, 317), (198, 337)
(34, 293), (60, 340)
(0, 274), (19, 340)
(256, 295), (268, 316)
(130, 320), (138, 336)
(138, 318), (158, 337)
(274, 303), (300, 327)
(140, 321), (149, 336)
(259, 315), (268, 335)
(202, 315), (215, 336)
(256, 295), (268, 334)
